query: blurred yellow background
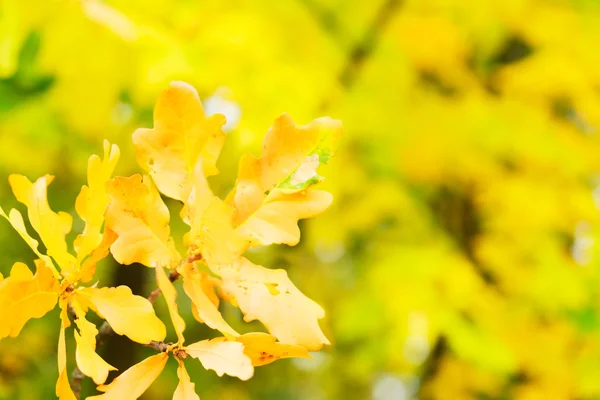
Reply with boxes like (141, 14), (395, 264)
(2, 0), (600, 399)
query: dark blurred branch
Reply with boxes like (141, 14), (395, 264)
(308, 0), (402, 111)
(418, 336), (447, 399)
(297, 0), (348, 49)
(338, 0), (401, 89)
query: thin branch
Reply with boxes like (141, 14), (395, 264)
(148, 270), (180, 303)
(338, 0), (401, 89)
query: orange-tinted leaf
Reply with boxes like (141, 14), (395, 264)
(237, 332), (311, 366)
(133, 81), (226, 201)
(105, 174), (180, 267)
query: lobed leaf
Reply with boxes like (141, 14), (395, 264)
(185, 337), (253, 380)
(229, 114), (341, 247)
(0, 260), (60, 339)
(74, 140), (120, 262)
(105, 174), (180, 267)
(9, 174), (78, 275)
(218, 257), (330, 351)
(234, 114), (342, 194)
(133, 81), (226, 202)
(234, 188), (332, 247)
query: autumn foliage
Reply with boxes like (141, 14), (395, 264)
(0, 81), (342, 399)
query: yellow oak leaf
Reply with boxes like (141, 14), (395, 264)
(77, 286), (166, 344)
(185, 337), (253, 381)
(105, 174), (180, 267)
(0, 206), (56, 273)
(173, 361), (201, 400)
(56, 324), (77, 400)
(72, 300), (117, 385)
(155, 265), (186, 345)
(184, 162), (246, 265)
(234, 188), (332, 247)
(218, 257), (330, 351)
(180, 263), (239, 337)
(133, 81), (226, 202)
(235, 114), (342, 194)
(88, 353), (169, 400)
(236, 332), (311, 367)
(227, 114), (341, 247)
(9, 174), (78, 275)
(74, 140), (120, 262)
(0, 260), (60, 339)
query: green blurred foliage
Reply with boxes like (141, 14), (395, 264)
(2, 0), (600, 399)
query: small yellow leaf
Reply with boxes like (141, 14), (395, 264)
(133, 81), (226, 201)
(180, 263), (239, 337)
(0, 260), (59, 339)
(235, 189), (332, 247)
(185, 337), (253, 381)
(105, 174), (180, 267)
(9, 174), (78, 274)
(155, 265), (186, 345)
(228, 114), (340, 248)
(74, 140), (120, 262)
(173, 361), (200, 400)
(236, 332), (311, 367)
(72, 300), (117, 385)
(218, 257), (329, 351)
(88, 353), (169, 400)
(56, 324), (77, 400)
(0, 205), (56, 274)
(78, 286), (166, 344)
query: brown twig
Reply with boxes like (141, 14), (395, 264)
(71, 368), (85, 399)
